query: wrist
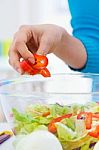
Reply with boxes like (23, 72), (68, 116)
(53, 29), (87, 69)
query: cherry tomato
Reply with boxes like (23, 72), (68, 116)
(29, 68), (39, 75)
(20, 60), (39, 75)
(20, 60), (33, 73)
(31, 54), (48, 69)
(20, 54), (51, 77)
(39, 68), (51, 77)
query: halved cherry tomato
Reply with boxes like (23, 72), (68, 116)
(29, 54), (48, 69)
(20, 54), (51, 77)
(39, 68), (51, 77)
(20, 60), (33, 73)
(29, 68), (39, 75)
(48, 114), (72, 133)
(20, 60), (39, 75)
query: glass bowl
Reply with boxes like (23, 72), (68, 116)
(0, 99), (5, 122)
(0, 73), (99, 122)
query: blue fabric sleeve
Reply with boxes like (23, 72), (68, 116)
(70, 36), (99, 73)
(68, 0), (99, 73)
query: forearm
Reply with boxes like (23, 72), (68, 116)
(53, 31), (87, 69)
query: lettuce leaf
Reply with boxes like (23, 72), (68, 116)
(50, 104), (72, 118)
(55, 122), (77, 141)
(12, 108), (38, 123)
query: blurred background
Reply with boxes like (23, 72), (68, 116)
(0, 0), (74, 80)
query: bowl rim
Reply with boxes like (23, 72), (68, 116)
(0, 73), (99, 96)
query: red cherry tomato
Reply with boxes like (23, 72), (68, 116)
(39, 68), (51, 77)
(20, 60), (39, 75)
(32, 54), (48, 69)
(29, 68), (39, 75)
(20, 54), (51, 77)
(20, 60), (33, 73)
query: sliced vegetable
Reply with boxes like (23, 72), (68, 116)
(48, 114), (72, 133)
(51, 114), (72, 123)
(12, 108), (39, 123)
(20, 60), (33, 73)
(92, 113), (99, 119)
(89, 125), (99, 138)
(20, 54), (51, 77)
(48, 123), (56, 133)
(56, 122), (76, 141)
(77, 112), (92, 130)
(85, 112), (92, 130)
(62, 118), (75, 131)
(12, 102), (99, 150)
(39, 68), (51, 77)
(42, 111), (50, 117)
(50, 104), (72, 118)
(32, 54), (48, 69)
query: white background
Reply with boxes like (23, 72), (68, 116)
(0, 0), (73, 78)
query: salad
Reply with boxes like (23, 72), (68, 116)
(12, 102), (99, 150)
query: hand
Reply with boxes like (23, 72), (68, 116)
(9, 24), (87, 74)
(9, 24), (66, 74)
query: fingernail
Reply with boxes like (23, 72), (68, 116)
(28, 58), (35, 64)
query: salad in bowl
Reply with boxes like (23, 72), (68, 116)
(0, 74), (99, 149)
(12, 101), (99, 150)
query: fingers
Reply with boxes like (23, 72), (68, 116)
(9, 25), (35, 73)
(37, 35), (51, 55)
(9, 25), (53, 74)
(9, 42), (35, 74)
(8, 50), (22, 74)
(15, 41), (35, 63)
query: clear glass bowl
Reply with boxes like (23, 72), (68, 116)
(0, 100), (5, 122)
(0, 73), (99, 122)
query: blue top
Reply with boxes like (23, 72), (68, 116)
(68, 0), (99, 73)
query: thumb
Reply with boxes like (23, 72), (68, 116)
(18, 42), (35, 64)
(36, 37), (51, 55)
